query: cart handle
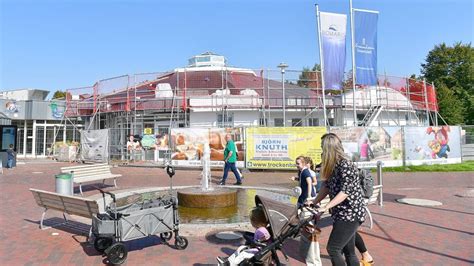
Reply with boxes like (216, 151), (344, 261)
(97, 188), (116, 202)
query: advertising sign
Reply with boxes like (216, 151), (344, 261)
(246, 127), (327, 169)
(320, 12), (347, 90)
(170, 128), (244, 168)
(404, 126), (461, 165)
(330, 127), (403, 168)
(354, 9), (378, 86)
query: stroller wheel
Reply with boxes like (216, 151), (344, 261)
(106, 242), (128, 265)
(174, 236), (189, 250)
(160, 232), (173, 242)
(94, 237), (113, 253)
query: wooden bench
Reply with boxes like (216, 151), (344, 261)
(60, 163), (121, 195)
(29, 188), (100, 237)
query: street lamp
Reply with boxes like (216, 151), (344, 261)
(277, 62), (288, 127)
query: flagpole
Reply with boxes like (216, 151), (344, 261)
(350, 0), (357, 126)
(315, 4), (328, 127)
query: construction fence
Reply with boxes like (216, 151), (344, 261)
(94, 125), (464, 169)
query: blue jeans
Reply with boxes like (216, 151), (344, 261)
(7, 158), (13, 168)
(221, 161), (241, 183)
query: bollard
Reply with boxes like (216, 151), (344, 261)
(376, 161), (383, 206)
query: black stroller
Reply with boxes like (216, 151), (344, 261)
(223, 195), (321, 265)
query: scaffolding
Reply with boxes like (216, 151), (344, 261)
(63, 68), (441, 163)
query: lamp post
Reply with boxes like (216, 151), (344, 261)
(277, 63), (288, 127)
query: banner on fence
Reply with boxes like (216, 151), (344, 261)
(245, 127), (327, 169)
(354, 9), (378, 86)
(404, 126), (461, 165)
(330, 127), (403, 168)
(170, 128), (244, 168)
(320, 11), (347, 90)
(81, 129), (109, 163)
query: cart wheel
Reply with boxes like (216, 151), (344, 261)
(106, 242), (128, 265)
(175, 236), (188, 250)
(160, 232), (173, 242)
(94, 237), (113, 253)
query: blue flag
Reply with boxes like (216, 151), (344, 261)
(320, 12), (347, 90)
(354, 10), (378, 86)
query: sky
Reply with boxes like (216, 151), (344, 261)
(0, 0), (472, 93)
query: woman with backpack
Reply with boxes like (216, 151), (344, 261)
(312, 133), (366, 266)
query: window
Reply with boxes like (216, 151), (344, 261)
(259, 118), (267, 126)
(292, 119), (302, 127)
(217, 113), (234, 127)
(274, 118), (284, 127)
(308, 118), (319, 126)
(1, 126), (17, 151)
(287, 98), (309, 106)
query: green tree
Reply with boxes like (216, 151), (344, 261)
(297, 64), (321, 88)
(436, 83), (465, 124)
(52, 90), (67, 99)
(421, 42), (474, 124)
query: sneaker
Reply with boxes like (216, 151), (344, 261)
(233, 182), (242, 185)
(218, 181), (225, 185)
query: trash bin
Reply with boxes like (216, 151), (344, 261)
(55, 173), (73, 195)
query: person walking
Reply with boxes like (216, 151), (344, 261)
(356, 232), (374, 265)
(290, 156), (315, 207)
(360, 139), (374, 162)
(6, 144), (16, 169)
(313, 133), (366, 266)
(218, 134), (242, 185)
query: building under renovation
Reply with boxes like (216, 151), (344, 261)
(64, 52), (439, 161)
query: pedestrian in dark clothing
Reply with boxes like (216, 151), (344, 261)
(313, 133), (366, 266)
(7, 144), (16, 169)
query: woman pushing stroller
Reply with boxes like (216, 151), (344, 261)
(312, 133), (367, 266)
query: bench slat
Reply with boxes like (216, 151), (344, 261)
(30, 189), (99, 218)
(32, 193), (99, 211)
(71, 171), (114, 178)
(59, 164), (121, 188)
(37, 199), (99, 217)
(62, 167), (112, 174)
(60, 163), (109, 170)
(74, 174), (120, 183)
(61, 167), (112, 175)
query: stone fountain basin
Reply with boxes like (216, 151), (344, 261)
(87, 186), (296, 224)
(178, 187), (237, 208)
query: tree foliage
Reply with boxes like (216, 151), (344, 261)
(421, 42), (474, 124)
(435, 83), (465, 124)
(52, 90), (67, 99)
(297, 64), (321, 88)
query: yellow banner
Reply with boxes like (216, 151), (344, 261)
(245, 127), (327, 169)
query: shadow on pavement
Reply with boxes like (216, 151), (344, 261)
(24, 217), (91, 236)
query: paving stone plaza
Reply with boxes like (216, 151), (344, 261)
(0, 160), (472, 265)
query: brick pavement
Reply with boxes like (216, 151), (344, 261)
(0, 159), (473, 265)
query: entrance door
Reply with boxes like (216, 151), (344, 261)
(35, 127), (45, 156)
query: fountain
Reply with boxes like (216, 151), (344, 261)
(177, 142), (237, 208)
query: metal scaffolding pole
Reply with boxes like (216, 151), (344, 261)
(423, 78), (430, 125)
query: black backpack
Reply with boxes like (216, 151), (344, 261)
(359, 168), (374, 198)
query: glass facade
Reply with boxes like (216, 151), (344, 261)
(11, 120), (82, 157)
